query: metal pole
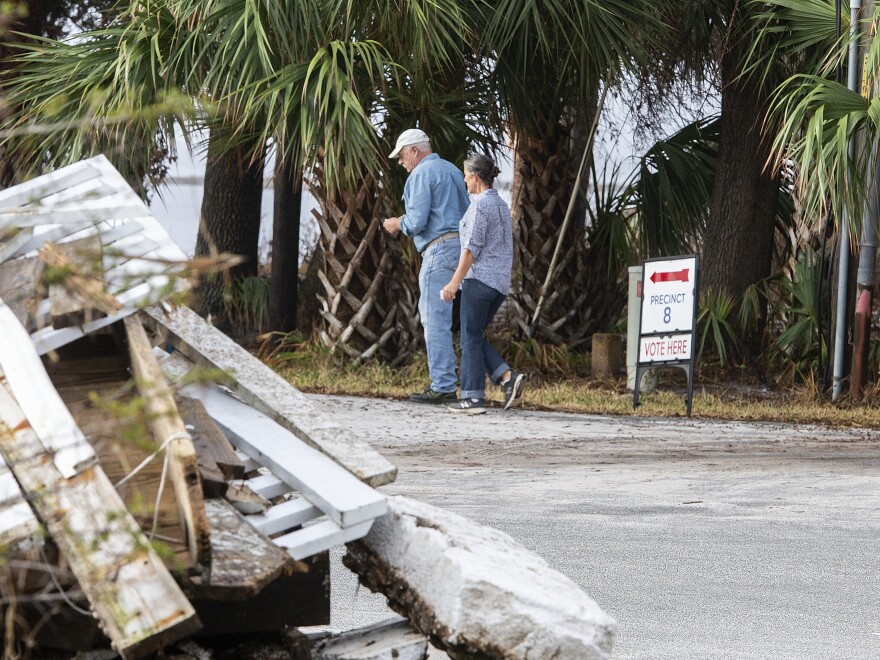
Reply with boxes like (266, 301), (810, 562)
(832, 0), (862, 401)
(528, 85), (608, 338)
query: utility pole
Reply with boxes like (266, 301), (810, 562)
(832, 0), (863, 401)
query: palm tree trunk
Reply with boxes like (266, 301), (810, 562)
(269, 156), (302, 333)
(509, 102), (623, 349)
(194, 129), (265, 321)
(309, 168), (418, 361)
(702, 43), (779, 302)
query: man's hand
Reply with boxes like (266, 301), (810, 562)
(383, 216), (402, 235)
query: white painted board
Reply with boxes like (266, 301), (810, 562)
(182, 383), (387, 529)
(245, 497), (323, 536)
(274, 519), (374, 561)
(243, 473), (291, 500)
(0, 298), (95, 477)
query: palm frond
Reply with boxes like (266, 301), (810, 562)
(627, 115), (719, 259)
(298, 39), (393, 192)
(768, 74), (871, 229)
(0, 12), (202, 190)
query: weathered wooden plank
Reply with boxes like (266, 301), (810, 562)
(0, 195), (149, 229)
(0, 256), (43, 329)
(143, 304), (397, 487)
(38, 172), (119, 204)
(177, 397), (231, 497)
(42, 239), (122, 328)
(189, 551), (329, 635)
(0, 227), (33, 263)
(1, 221), (92, 260)
(185, 384), (387, 529)
(59, 372), (196, 572)
(0, 298), (95, 478)
(275, 519), (374, 561)
(185, 499), (292, 601)
(0, 379), (200, 657)
(177, 396), (245, 482)
(43, 236), (122, 329)
(0, 457), (40, 546)
(310, 617), (429, 660)
(31, 281), (153, 355)
(7, 219), (141, 262)
(123, 315), (211, 571)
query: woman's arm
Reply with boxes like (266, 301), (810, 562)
(440, 248), (474, 302)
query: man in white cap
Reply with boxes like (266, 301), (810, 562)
(383, 128), (470, 403)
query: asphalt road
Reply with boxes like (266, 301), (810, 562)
(311, 394), (880, 660)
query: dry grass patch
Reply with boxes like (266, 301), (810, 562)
(270, 342), (880, 428)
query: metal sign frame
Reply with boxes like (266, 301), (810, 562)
(632, 254), (699, 416)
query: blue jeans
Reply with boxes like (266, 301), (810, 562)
(419, 237), (460, 393)
(460, 278), (509, 399)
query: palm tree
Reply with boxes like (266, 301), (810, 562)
(0, 3), (199, 196)
(639, 0), (834, 308)
(759, 0), (876, 392)
(479, 0), (664, 348)
(232, 0), (496, 360)
(2, 0), (498, 360)
(0, 1), (270, 322)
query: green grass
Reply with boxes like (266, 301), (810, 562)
(271, 341), (880, 427)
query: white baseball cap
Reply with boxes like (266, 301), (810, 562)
(388, 128), (430, 158)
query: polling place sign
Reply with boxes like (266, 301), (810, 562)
(633, 255), (699, 415)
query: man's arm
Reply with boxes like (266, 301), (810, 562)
(398, 172), (432, 237)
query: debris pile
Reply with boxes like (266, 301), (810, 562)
(0, 156), (616, 659)
(0, 158), (394, 656)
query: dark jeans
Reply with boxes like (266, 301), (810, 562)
(459, 278), (510, 399)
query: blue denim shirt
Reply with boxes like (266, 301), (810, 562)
(400, 153), (470, 252)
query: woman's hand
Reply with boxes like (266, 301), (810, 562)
(440, 283), (457, 303)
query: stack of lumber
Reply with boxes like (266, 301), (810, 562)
(0, 157), (396, 656)
(0, 298), (396, 655)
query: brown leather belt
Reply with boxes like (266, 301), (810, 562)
(421, 231), (459, 254)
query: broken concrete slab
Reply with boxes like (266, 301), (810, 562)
(344, 496), (616, 660)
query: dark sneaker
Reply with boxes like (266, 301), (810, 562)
(502, 371), (527, 410)
(447, 398), (487, 415)
(410, 386), (458, 404)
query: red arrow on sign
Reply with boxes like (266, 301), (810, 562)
(650, 268), (689, 284)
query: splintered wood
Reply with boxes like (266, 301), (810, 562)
(177, 396), (244, 497)
(123, 315), (210, 571)
(143, 304), (397, 487)
(40, 237), (122, 328)
(0, 372), (198, 657)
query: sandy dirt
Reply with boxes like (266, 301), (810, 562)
(313, 394), (880, 660)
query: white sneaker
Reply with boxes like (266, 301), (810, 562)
(447, 398), (487, 415)
(502, 372), (527, 410)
